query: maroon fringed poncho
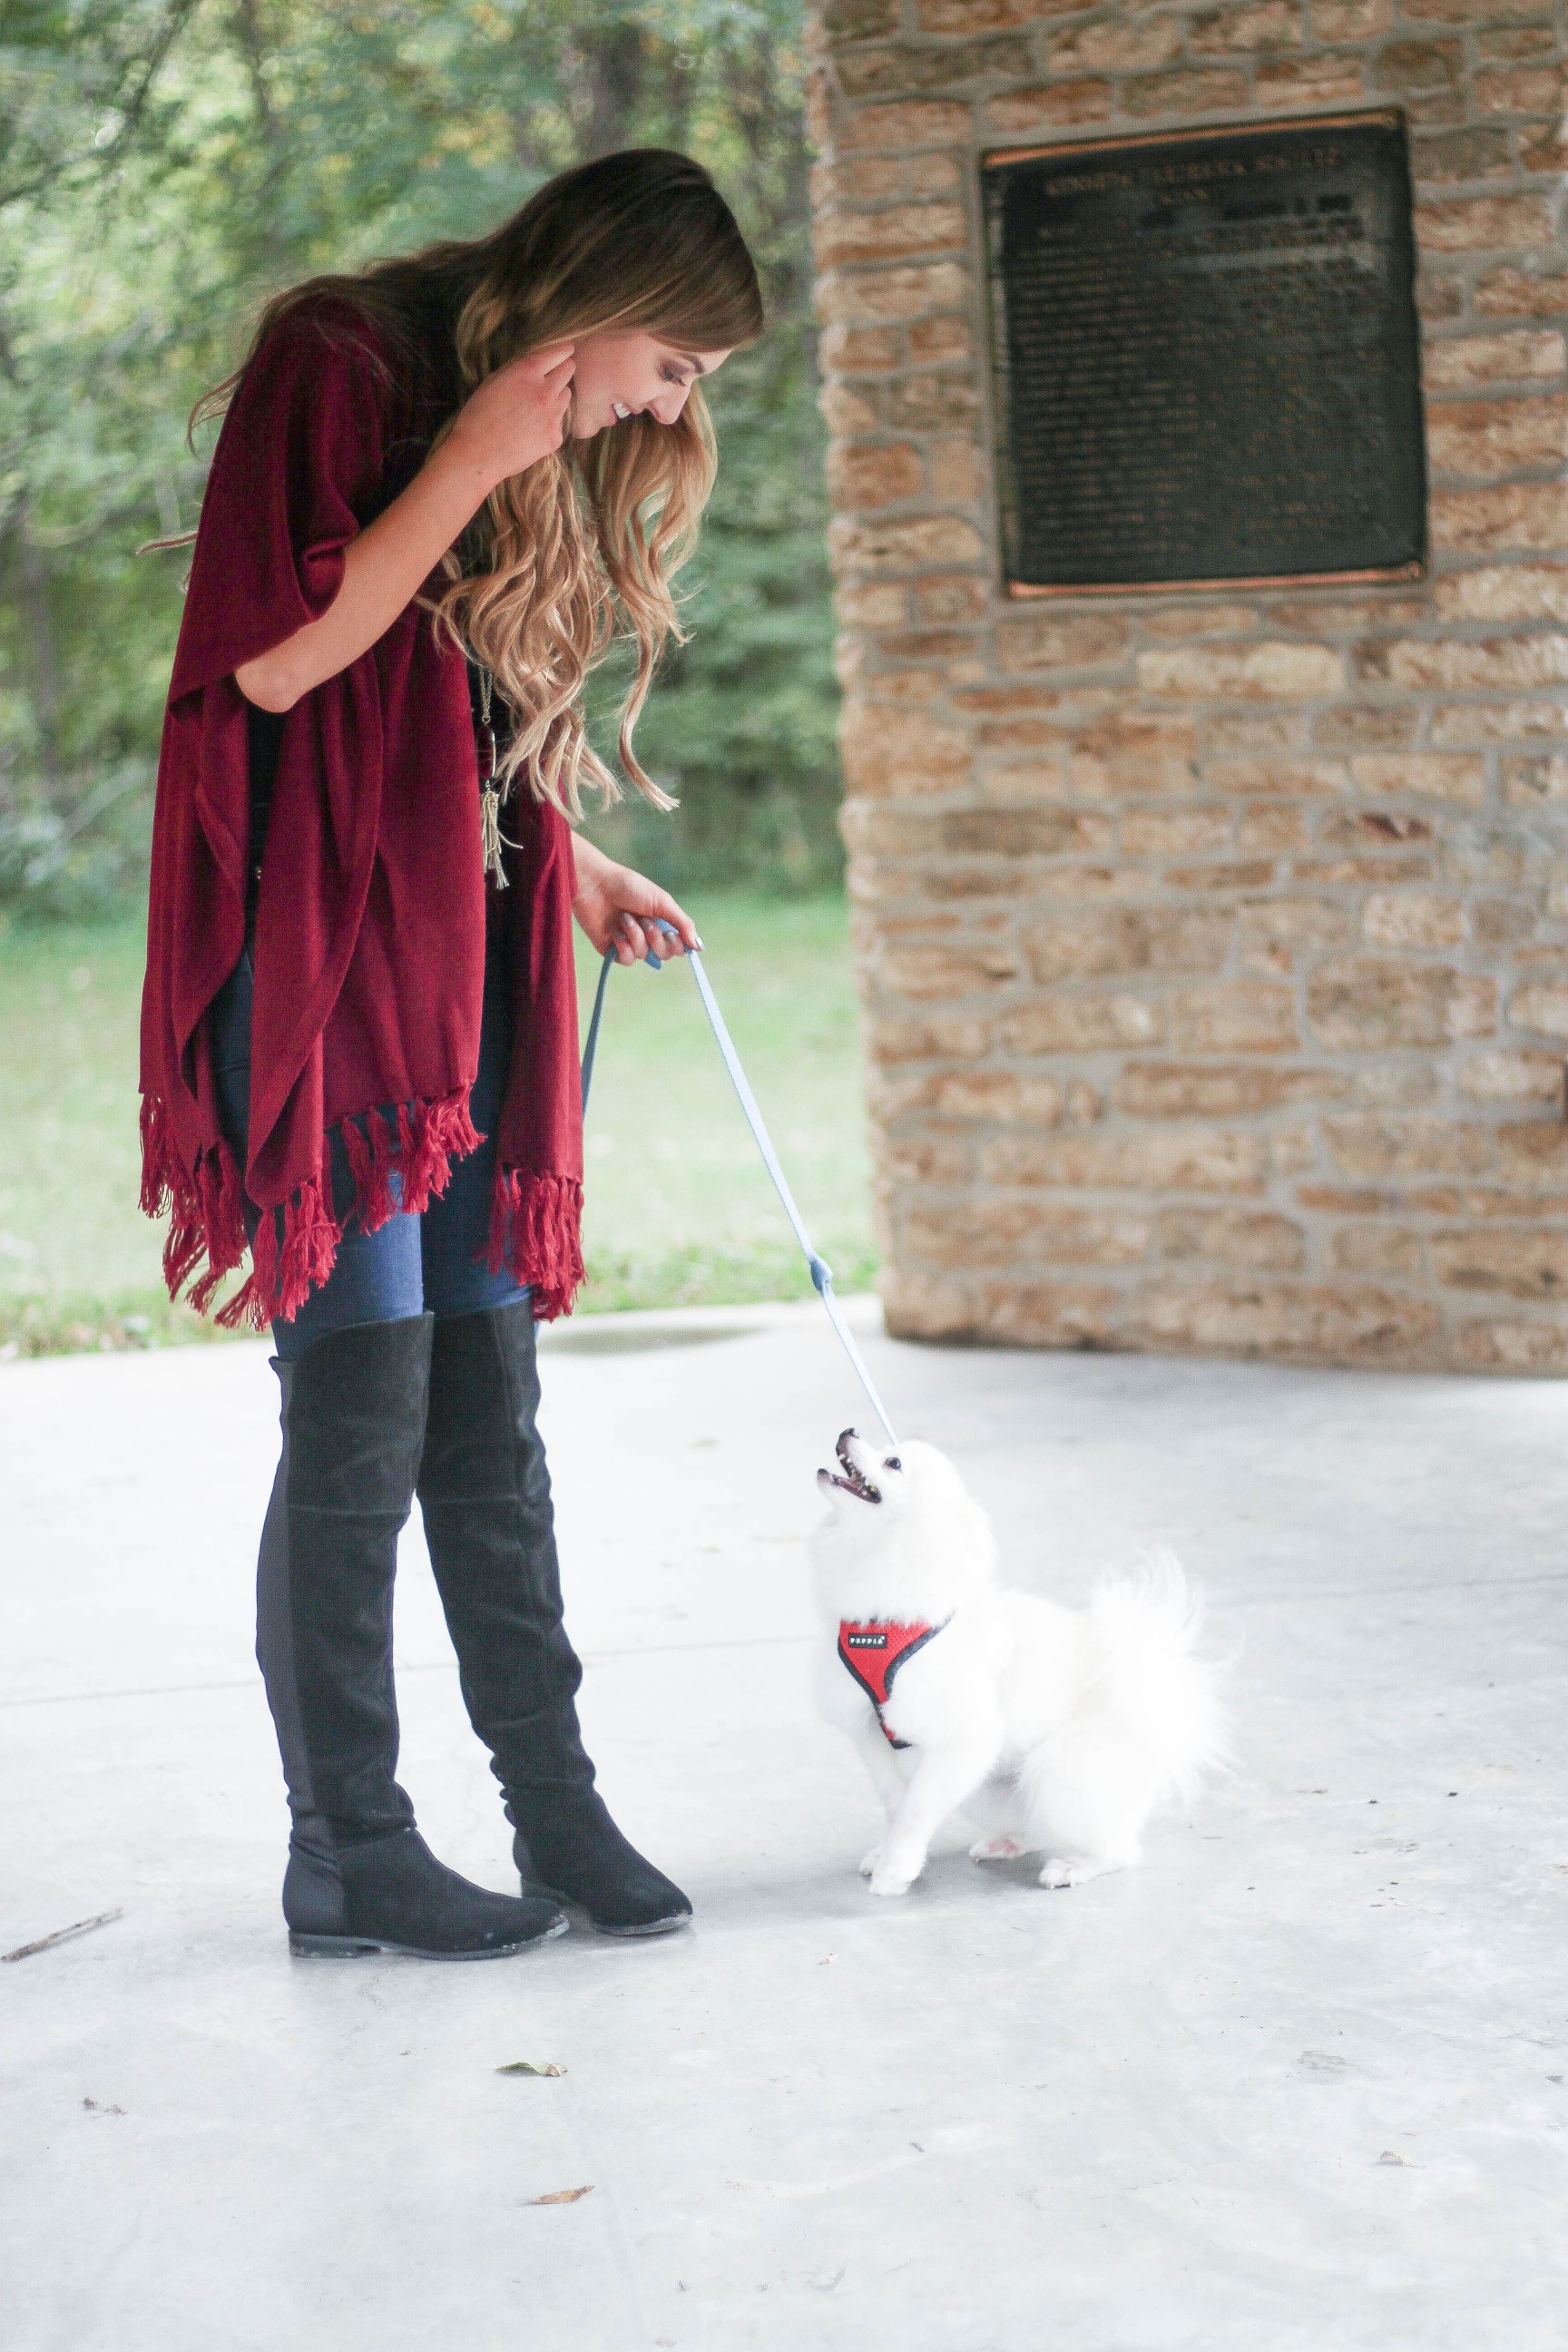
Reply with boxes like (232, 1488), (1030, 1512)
(138, 302), (584, 1328)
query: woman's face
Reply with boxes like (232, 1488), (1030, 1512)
(568, 331), (731, 438)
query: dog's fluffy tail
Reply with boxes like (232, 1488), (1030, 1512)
(1087, 1548), (1228, 1807)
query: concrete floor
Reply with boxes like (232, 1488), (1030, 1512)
(2, 1301), (1565, 2351)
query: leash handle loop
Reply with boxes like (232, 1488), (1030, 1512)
(579, 946), (618, 1112)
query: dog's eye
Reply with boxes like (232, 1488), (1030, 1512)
(884, 1455), (901, 1472)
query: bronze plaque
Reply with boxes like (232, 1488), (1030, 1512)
(982, 113), (1426, 597)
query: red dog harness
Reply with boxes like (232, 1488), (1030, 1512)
(838, 1618), (950, 1749)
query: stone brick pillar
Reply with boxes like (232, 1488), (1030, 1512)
(809, 0), (1568, 1371)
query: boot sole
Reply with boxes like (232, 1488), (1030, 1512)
(289, 1913), (570, 1960)
(530, 1885), (692, 1938)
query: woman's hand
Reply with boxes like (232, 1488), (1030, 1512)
(236, 342), (577, 712)
(571, 837), (700, 966)
(446, 343), (576, 492)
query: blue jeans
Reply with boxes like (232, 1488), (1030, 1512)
(210, 918), (528, 1358)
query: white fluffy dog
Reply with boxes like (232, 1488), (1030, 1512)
(811, 1429), (1224, 1897)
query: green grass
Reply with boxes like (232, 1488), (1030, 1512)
(0, 893), (876, 1356)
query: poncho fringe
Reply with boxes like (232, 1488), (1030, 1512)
(140, 1081), (583, 1330)
(486, 1167), (586, 1323)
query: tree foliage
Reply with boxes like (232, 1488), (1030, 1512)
(0, 0), (838, 915)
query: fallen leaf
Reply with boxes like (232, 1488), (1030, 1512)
(4, 1908), (123, 1964)
(496, 2061), (566, 2077)
(1378, 2151), (1409, 2166)
(525, 2184), (593, 2206)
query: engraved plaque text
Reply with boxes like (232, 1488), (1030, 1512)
(982, 113), (1427, 595)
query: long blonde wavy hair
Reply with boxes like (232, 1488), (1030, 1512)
(195, 152), (764, 818)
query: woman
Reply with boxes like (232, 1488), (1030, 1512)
(139, 151), (763, 1960)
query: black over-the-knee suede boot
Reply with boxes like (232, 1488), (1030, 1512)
(416, 1298), (691, 1936)
(259, 1314), (565, 1959)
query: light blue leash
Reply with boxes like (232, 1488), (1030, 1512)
(580, 924), (900, 1450)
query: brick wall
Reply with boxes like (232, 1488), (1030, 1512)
(809, 0), (1568, 1370)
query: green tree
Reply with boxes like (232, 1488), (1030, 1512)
(0, 0), (839, 915)
(0, 1), (199, 897)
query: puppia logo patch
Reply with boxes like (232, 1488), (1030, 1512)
(845, 1632), (888, 1649)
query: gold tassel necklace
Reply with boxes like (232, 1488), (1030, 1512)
(475, 664), (511, 888)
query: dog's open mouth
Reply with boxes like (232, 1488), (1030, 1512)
(818, 1428), (882, 1505)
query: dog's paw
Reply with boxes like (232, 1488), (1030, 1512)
(1039, 1854), (1118, 1889)
(867, 1863), (915, 1898)
(858, 1842), (886, 1879)
(969, 1833), (1028, 1862)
